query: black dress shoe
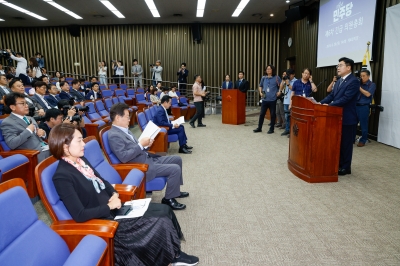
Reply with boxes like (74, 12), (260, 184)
(267, 130), (274, 134)
(253, 128), (262, 133)
(197, 124), (206, 127)
(179, 147), (192, 154)
(184, 144), (193, 149)
(189, 122), (195, 128)
(281, 130), (290, 136)
(338, 168), (351, 176)
(176, 192), (189, 198)
(161, 198), (186, 210)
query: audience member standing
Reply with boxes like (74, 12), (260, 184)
(279, 69), (296, 136)
(7, 49), (27, 84)
(35, 52), (45, 68)
(131, 59), (143, 88)
(151, 60), (163, 86)
(112, 60), (124, 84)
(320, 57), (359, 176)
(289, 68), (317, 106)
(29, 58), (42, 78)
(189, 75), (208, 128)
(177, 63), (188, 95)
(221, 74), (233, 89)
(98, 61), (108, 86)
(254, 65), (282, 134)
(356, 69), (376, 147)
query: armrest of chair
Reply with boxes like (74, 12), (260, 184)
(112, 184), (137, 202)
(112, 163), (149, 179)
(51, 219), (118, 239)
(63, 235), (107, 266)
(0, 149), (40, 159)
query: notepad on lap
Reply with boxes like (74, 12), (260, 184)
(171, 116), (185, 126)
(138, 120), (161, 141)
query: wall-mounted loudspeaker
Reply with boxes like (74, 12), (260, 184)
(67, 25), (81, 37)
(192, 23), (202, 44)
(285, 6), (309, 23)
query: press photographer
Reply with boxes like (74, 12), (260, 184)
(278, 69), (297, 136)
(38, 108), (67, 137)
(57, 99), (87, 137)
(5, 49), (28, 84)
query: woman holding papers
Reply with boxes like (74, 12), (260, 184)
(153, 95), (193, 154)
(49, 123), (199, 266)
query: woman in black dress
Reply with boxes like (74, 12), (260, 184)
(48, 123), (199, 266)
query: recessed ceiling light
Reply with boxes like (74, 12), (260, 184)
(0, 18), (4, 21)
(270, 14), (274, 17)
(286, 0), (290, 3)
(144, 0), (160, 17)
(0, 1), (47, 20)
(43, 0), (82, 19)
(232, 0), (250, 17)
(196, 0), (206, 17)
(99, 0), (125, 18)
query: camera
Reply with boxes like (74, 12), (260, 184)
(0, 49), (15, 66)
(62, 105), (82, 123)
(282, 75), (289, 81)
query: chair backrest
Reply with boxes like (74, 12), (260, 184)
(126, 89), (135, 97)
(83, 137), (123, 184)
(176, 91), (181, 96)
(65, 77), (74, 82)
(102, 89), (113, 98)
(136, 88), (144, 94)
(108, 84), (117, 91)
(99, 126), (123, 164)
(136, 93), (146, 102)
(136, 112), (148, 132)
(118, 96), (126, 103)
(85, 102), (103, 121)
(180, 97), (188, 104)
(119, 84), (127, 90)
(104, 98), (113, 111)
(157, 91), (161, 97)
(99, 84), (107, 90)
(171, 97), (179, 106)
(0, 119), (11, 151)
(149, 105), (157, 117)
(35, 156), (72, 221)
(95, 100), (109, 117)
(0, 185), (71, 265)
(114, 89), (125, 97)
(144, 108), (153, 121)
(111, 97), (119, 105)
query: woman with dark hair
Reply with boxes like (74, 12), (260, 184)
(149, 87), (160, 105)
(49, 123), (199, 266)
(53, 71), (61, 82)
(29, 57), (42, 79)
(254, 64), (282, 134)
(221, 74), (233, 89)
(98, 61), (107, 86)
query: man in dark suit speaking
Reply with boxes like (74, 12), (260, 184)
(234, 71), (250, 93)
(152, 95), (193, 154)
(320, 57), (359, 176)
(107, 103), (189, 210)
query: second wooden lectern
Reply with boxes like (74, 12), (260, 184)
(288, 96), (343, 183)
(221, 89), (246, 125)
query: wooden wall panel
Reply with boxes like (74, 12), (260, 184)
(279, 0), (400, 139)
(1, 24), (280, 106)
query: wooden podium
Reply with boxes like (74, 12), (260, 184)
(288, 96), (343, 183)
(222, 89), (246, 125)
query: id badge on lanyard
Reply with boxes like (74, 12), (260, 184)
(267, 87), (270, 93)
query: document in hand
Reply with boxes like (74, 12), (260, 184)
(114, 198), (152, 220)
(171, 116), (185, 126)
(138, 120), (161, 141)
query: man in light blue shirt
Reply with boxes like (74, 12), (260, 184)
(279, 69), (296, 136)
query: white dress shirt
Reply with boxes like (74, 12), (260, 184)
(10, 55), (27, 77)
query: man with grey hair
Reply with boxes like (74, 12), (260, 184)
(150, 59), (163, 86)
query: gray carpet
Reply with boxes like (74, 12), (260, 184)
(35, 110), (400, 265)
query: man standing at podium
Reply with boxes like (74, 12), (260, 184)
(320, 57), (359, 176)
(235, 71), (250, 94)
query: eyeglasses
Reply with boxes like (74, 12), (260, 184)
(15, 102), (28, 106)
(336, 64), (346, 69)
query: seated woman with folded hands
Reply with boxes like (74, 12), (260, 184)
(49, 123), (199, 266)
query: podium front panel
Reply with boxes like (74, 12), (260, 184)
(222, 89), (245, 125)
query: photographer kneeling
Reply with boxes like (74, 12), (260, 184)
(57, 99), (87, 138)
(39, 108), (72, 137)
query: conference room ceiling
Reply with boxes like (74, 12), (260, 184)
(0, 0), (297, 27)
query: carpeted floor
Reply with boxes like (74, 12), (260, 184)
(35, 110), (400, 265)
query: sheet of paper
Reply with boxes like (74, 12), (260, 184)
(138, 120), (161, 141)
(114, 198), (152, 220)
(171, 116), (185, 126)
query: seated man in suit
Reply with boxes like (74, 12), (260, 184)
(153, 95), (193, 154)
(31, 81), (53, 111)
(85, 82), (102, 100)
(0, 74), (11, 114)
(1, 92), (51, 162)
(46, 84), (61, 108)
(70, 79), (86, 102)
(9, 78), (45, 117)
(108, 103), (189, 210)
(59, 81), (85, 106)
(79, 78), (90, 95)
